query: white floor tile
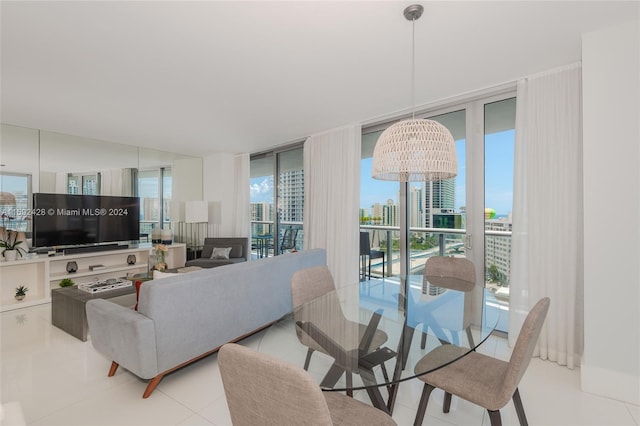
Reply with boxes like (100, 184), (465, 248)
(2, 303), (638, 426)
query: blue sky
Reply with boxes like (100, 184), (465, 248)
(249, 129), (516, 216)
(359, 129), (515, 216)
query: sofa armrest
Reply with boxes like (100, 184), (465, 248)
(86, 299), (159, 379)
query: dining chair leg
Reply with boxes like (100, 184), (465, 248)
(413, 384), (435, 426)
(443, 391), (452, 413)
(466, 326), (475, 347)
(420, 330), (427, 349)
(346, 373), (353, 397)
(512, 388), (529, 426)
(303, 348), (314, 370)
(487, 410), (503, 426)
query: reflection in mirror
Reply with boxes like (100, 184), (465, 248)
(1, 123), (202, 245)
(39, 131), (138, 195)
(137, 147), (197, 239)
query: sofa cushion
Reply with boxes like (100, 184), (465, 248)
(134, 271), (178, 310)
(228, 244), (243, 259)
(211, 247), (232, 259)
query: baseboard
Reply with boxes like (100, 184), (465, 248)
(581, 363), (640, 405)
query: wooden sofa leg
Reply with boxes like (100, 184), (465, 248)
(108, 361), (119, 377)
(143, 375), (164, 398)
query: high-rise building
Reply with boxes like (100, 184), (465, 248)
(409, 186), (423, 228)
(277, 169), (304, 223)
(423, 178), (456, 227)
(485, 213), (512, 285)
(251, 202), (273, 235)
(382, 199), (397, 226)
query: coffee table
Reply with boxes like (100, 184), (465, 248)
(51, 284), (136, 341)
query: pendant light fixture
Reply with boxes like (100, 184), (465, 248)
(372, 4), (457, 182)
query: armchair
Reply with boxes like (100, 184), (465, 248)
(184, 237), (248, 268)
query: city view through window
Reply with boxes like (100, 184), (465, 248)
(249, 98), (515, 332)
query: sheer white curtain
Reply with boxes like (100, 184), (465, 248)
(100, 169), (133, 196)
(510, 63), (583, 369)
(303, 125), (361, 289)
(232, 153), (250, 237)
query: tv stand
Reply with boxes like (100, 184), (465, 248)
(63, 244), (129, 255)
(0, 243), (186, 312)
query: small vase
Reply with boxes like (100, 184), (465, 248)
(4, 250), (17, 262)
(15, 294), (25, 301)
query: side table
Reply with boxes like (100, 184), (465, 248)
(51, 285), (136, 342)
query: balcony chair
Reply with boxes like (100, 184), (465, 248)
(413, 297), (550, 426)
(219, 343), (396, 426)
(280, 227), (298, 253)
(360, 231), (385, 280)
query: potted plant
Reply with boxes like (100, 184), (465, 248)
(59, 278), (75, 288)
(1, 231), (27, 261)
(15, 285), (28, 301)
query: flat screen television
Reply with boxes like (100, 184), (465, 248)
(32, 193), (141, 248)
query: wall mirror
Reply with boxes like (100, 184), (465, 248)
(0, 123), (199, 236)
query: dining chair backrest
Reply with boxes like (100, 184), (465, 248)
(291, 265), (336, 309)
(219, 343), (334, 425)
(424, 256), (475, 292)
(500, 297), (550, 406)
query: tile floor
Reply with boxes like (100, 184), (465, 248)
(1, 302), (638, 426)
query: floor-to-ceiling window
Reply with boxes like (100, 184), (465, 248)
(136, 167), (172, 240)
(361, 91), (516, 332)
(483, 97), (516, 332)
(250, 144), (304, 259)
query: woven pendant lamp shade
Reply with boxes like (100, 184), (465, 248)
(372, 118), (457, 182)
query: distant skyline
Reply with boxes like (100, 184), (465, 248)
(252, 129), (515, 216)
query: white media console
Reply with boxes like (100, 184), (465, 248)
(0, 243), (186, 312)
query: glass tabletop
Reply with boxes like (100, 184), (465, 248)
(258, 276), (500, 414)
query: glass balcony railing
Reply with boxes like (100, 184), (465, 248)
(250, 221), (303, 258)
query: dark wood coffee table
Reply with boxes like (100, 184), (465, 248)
(51, 285), (136, 341)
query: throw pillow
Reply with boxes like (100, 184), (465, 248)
(211, 247), (232, 259)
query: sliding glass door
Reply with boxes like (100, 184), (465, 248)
(360, 92), (516, 332)
(250, 144), (304, 259)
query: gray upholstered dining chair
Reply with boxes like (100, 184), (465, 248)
(419, 256), (476, 348)
(290, 265), (390, 395)
(291, 265), (388, 371)
(218, 343), (397, 426)
(413, 297), (550, 426)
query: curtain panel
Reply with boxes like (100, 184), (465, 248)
(303, 125), (361, 289)
(510, 63), (583, 369)
(233, 153), (250, 238)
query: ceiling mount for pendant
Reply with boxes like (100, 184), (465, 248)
(403, 4), (423, 21)
(371, 3), (458, 183)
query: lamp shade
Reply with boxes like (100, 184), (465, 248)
(372, 118), (458, 182)
(185, 201), (208, 223)
(208, 201), (222, 225)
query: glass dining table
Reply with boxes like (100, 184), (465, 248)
(258, 276), (500, 415)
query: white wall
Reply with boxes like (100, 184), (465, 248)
(172, 158), (203, 202)
(582, 19), (640, 405)
(202, 153), (237, 237)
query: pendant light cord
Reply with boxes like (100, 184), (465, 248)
(411, 16), (416, 121)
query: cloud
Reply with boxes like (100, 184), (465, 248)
(250, 177), (273, 199)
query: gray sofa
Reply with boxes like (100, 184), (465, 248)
(185, 237), (248, 268)
(86, 248), (326, 398)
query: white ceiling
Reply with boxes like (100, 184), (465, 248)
(1, 1), (638, 157)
